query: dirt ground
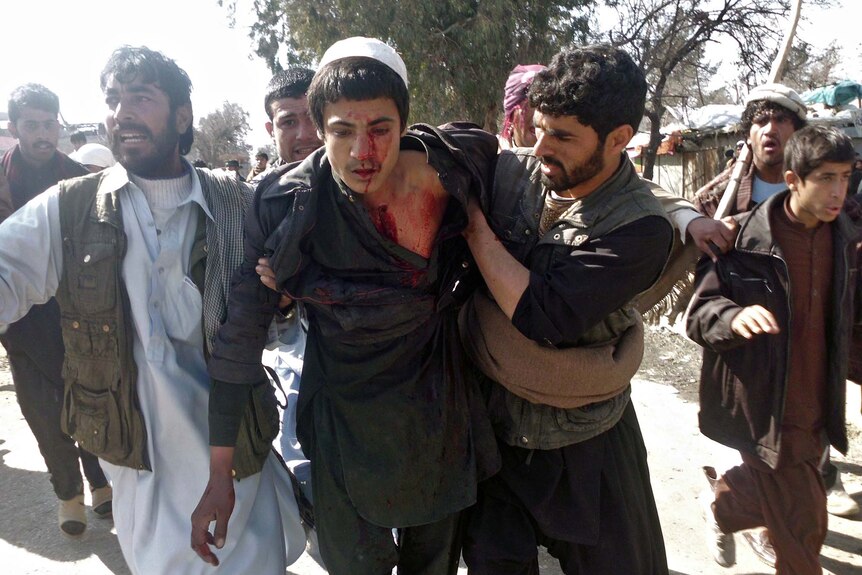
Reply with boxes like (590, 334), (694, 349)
(639, 323), (862, 456)
(2, 328), (861, 574)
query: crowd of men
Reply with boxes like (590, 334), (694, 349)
(0, 35), (859, 575)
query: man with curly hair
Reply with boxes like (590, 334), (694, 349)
(460, 44), (672, 574)
(694, 83), (808, 218)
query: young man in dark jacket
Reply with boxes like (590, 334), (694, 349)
(1, 83), (110, 536)
(193, 37), (499, 574)
(687, 125), (861, 574)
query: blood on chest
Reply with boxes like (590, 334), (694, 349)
(367, 186), (448, 258)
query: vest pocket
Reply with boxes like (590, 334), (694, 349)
(63, 239), (117, 314)
(60, 356), (131, 463)
(61, 317), (120, 362)
(62, 384), (125, 458)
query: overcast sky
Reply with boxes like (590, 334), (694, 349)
(2, 0), (858, 151)
(1, 0), (275, 148)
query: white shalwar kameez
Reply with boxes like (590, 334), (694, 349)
(0, 165), (306, 574)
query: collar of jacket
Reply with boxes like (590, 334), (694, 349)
(554, 153), (649, 228)
(735, 189), (862, 256)
(87, 159), (212, 228)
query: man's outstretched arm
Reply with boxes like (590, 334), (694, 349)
(0, 187), (64, 328)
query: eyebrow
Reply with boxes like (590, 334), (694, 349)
(327, 116), (397, 128)
(105, 83), (162, 96)
(540, 127), (575, 138)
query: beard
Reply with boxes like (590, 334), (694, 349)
(539, 142), (605, 192)
(110, 117), (180, 178)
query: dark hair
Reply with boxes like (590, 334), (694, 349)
(528, 45), (646, 142)
(8, 83), (60, 124)
(264, 68), (315, 119)
(784, 125), (855, 182)
(255, 151), (269, 160)
(307, 57), (409, 132)
(741, 99), (807, 135)
(100, 46), (194, 155)
(192, 158), (208, 168)
(70, 131), (87, 144)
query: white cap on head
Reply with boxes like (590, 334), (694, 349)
(70, 143), (115, 169)
(744, 83), (807, 121)
(317, 37), (409, 88)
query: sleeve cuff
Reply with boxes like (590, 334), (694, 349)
(673, 210), (703, 244)
(209, 379), (256, 446)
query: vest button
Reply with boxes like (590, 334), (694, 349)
(554, 233), (561, 240)
(461, 261), (469, 269)
(71, 321), (80, 329)
(524, 230), (531, 235)
(102, 324), (111, 333)
(519, 436), (529, 446)
(83, 254), (91, 263)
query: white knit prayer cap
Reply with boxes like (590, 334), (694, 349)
(318, 37), (409, 89)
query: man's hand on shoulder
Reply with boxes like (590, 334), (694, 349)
(687, 216), (738, 261)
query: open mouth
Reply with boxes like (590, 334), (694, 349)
(294, 145), (318, 157)
(119, 132), (149, 144)
(761, 138), (779, 152)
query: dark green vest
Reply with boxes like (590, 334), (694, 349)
(55, 172), (275, 478)
(486, 152), (671, 449)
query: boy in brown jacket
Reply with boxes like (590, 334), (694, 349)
(687, 125), (861, 574)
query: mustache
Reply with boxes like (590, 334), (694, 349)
(539, 156), (563, 170)
(111, 123), (153, 139)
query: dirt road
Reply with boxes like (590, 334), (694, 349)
(1, 328), (860, 574)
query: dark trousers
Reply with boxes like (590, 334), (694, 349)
(714, 456), (826, 575)
(462, 403), (669, 575)
(8, 349), (108, 500)
(310, 433), (461, 575)
(821, 453), (837, 489)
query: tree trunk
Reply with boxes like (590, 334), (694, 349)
(641, 109), (663, 181)
(769, 0), (803, 82)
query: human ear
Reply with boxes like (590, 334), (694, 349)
(606, 125), (634, 154)
(174, 103), (193, 135)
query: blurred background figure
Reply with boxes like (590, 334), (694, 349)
(70, 143), (115, 173)
(223, 158), (245, 181)
(497, 64), (545, 150)
(247, 151), (268, 181)
(849, 155), (862, 197)
(69, 131), (87, 151)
